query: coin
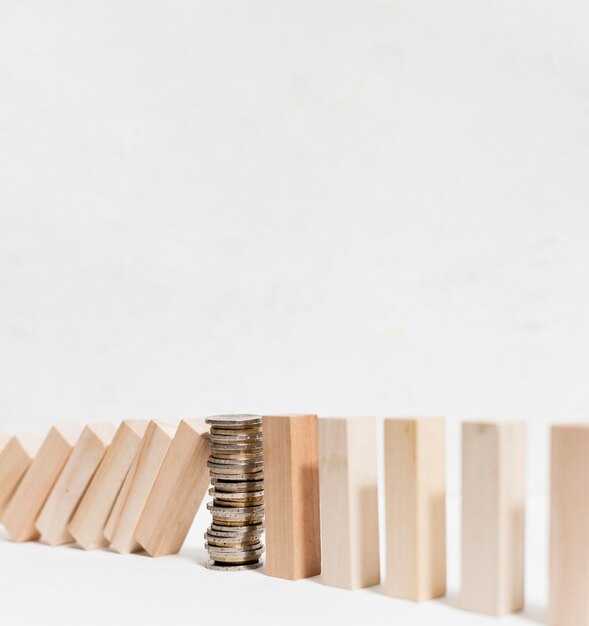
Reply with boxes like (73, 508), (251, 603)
(209, 488), (264, 499)
(209, 548), (264, 563)
(211, 479), (264, 492)
(209, 433), (263, 444)
(205, 415), (262, 427)
(205, 561), (263, 571)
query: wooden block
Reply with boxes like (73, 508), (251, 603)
(318, 416), (380, 589)
(461, 421), (526, 616)
(263, 413), (321, 580)
(36, 423), (117, 546)
(2, 425), (82, 542)
(69, 420), (148, 550)
(0, 435), (10, 454)
(384, 417), (446, 601)
(549, 424), (589, 626)
(105, 420), (178, 554)
(134, 419), (210, 557)
(0, 434), (42, 517)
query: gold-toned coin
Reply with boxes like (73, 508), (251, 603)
(205, 541), (263, 552)
(209, 433), (263, 444)
(212, 517), (264, 527)
(209, 488), (264, 499)
(211, 479), (264, 492)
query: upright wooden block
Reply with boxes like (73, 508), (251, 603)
(0, 435), (42, 516)
(36, 423), (117, 546)
(461, 421), (526, 616)
(384, 417), (446, 601)
(134, 419), (210, 557)
(3, 425), (82, 542)
(318, 416), (380, 589)
(263, 413), (321, 580)
(69, 420), (147, 550)
(105, 420), (178, 554)
(549, 424), (589, 626)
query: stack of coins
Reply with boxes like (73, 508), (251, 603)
(204, 414), (264, 571)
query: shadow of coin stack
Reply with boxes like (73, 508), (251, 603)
(204, 414), (264, 571)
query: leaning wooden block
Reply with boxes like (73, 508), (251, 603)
(384, 417), (446, 601)
(3, 425), (82, 542)
(549, 424), (589, 626)
(69, 420), (148, 550)
(263, 413), (321, 580)
(105, 420), (178, 554)
(0, 434), (42, 517)
(461, 421), (526, 616)
(0, 435), (10, 454)
(134, 419), (209, 557)
(318, 416), (380, 589)
(36, 423), (117, 546)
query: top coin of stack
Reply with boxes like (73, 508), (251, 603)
(204, 415), (264, 571)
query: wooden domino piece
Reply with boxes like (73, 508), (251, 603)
(0, 435), (10, 454)
(134, 419), (210, 557)
(105, 420), (178, 554)
(549, 424), (589, 626)
(461, 421), (526, 615)
(69, 420), (148, 550)
(0, 434), (42, 517)
(384, 417), (446, 601)
(3, 425), (82, 542)
(36, 423), (117, 546)
(263, 413), (321, 580)
(318, 416), (380, 589)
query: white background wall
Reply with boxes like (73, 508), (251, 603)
(1, 0), (589, 496)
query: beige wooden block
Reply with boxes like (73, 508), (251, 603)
(36, 423), (117, 546)
(0, 434), (42, 517)
(461, 421), (526, 616)
(318, 416), (380, 589)
(3, 425), (82, 542)
(263, 413), (321, 580)
(69, 420), (148, 550)
(134, 419), (210, 557)
(384, 417), (446, 601)
(105, 420), (178, 554)
(549, 424), (589, 626)
(0, 435), (10, 454)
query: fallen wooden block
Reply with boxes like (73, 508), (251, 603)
(384, 417), (446, 601)
(461, 421), (526, 616)
(263, 413), (321, 580)
(549, 424), (589, 626)
(105, 420), (178, 554)
(36, 423), (117, 546)
(0, 434), (42, 517)
(318, 416), (380, 589)
(3, 425), (82, 542)
(69, 420), (148, 550)
(134, 419), (209, 557)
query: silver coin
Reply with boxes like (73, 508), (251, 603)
(210, 548), (264, 562)
(210, 470), (264, 481)
(208, 502), (264, 515)
(205, 561), (263, 571)
(210, 441), (264, 451)
(209, 433), (263, 444)
(205, 414), (262, 426)
(208, 457), (263, 467)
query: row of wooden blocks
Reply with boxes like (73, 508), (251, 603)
(0, 415), (585, 625)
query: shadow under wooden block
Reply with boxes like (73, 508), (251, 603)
(549, 424), (589, 626)
(3, 425), (83, 542)
(134, 419), (210, 557)
(461, 421), (526, 616)
(36, 423), (117, 546)
(0, 435), (43, 520)
(69, 420), (148, 550)
(318, 416), (380, 590)
(384, 417), (446, 602)
(105, 420), (178, 554)
(263, 414), (321, 580)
